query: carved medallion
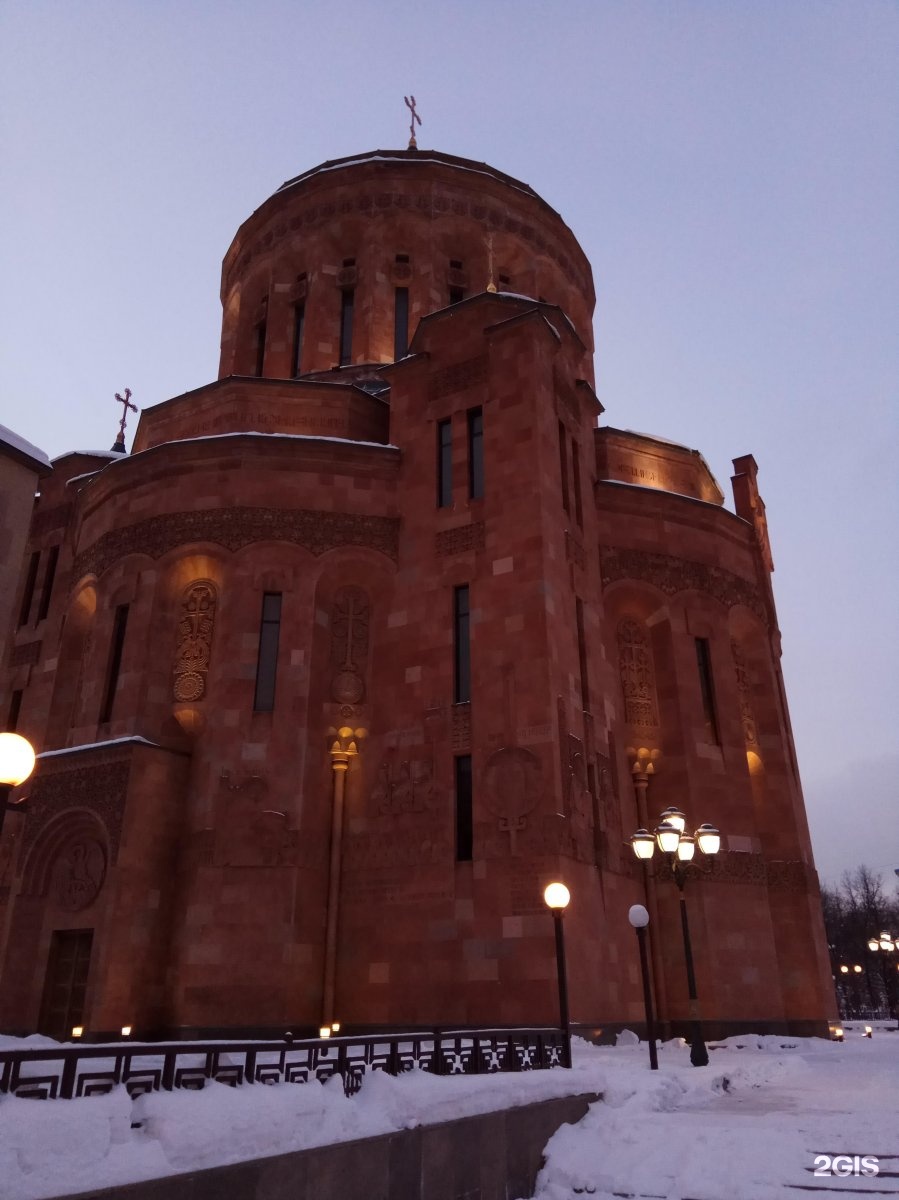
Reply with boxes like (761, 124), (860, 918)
(482, 747), (541, 855)
(52, 839), (106, 911)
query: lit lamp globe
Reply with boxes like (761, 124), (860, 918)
(0, 732), (36, 788)
(631, 829), (655, 861)
(628, 904), (650, 929)
(695, 824), (721, 856)
(543, 882), (571, 911)
(655, 821), (681, 855)
(868, 938), (880, 952)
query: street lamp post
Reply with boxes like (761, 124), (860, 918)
(0, 732), (37, 839)
(628, 904), (658, 1070)
(631, 810), (721, 1067)
(866, 932), (898, 1028)
(543, 882), (572, 1069)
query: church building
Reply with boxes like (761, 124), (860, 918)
(0, 146), (836, 1040)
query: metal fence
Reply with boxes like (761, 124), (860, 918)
(0, 1026), (568, 1101)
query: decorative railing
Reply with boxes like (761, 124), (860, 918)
(0, 1026), (568, 1101)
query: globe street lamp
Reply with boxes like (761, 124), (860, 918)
(630, 812), (721, 1067)
(0, 732), (36, 839)
(543, 882), (572, 1068)
(628, 904), (659, 1070)
(866, 932), (898, 1028)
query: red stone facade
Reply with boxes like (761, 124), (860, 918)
(0, 149), (836, 1039)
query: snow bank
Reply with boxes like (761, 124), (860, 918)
(2, 1030), (897, 1199)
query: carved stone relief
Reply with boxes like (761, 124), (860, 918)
(329, 586), (369, 706)
(24, 759), (130, 864)
(617, 619), (660, 729)
(731, 639), (759, 747)
(51, 838), (106, 911)
(214, 770), (297, 867)
(481, 746), (541, 855)
(371, 756), (435, 817)
(435, 522), (485, 557)
(601, 547), (767, 623)
(73, 508), (400, 581)
(173, 580), (217, 702)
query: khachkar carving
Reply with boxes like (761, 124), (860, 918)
(731, 639), (759, 747)
(617, 619), (660, 729)
(72, 508), (400, 580)
(330, 587), (369, 706)
(51, 839), (106, 911)
(600, 547), (767, 623)
(173, 581), (217, 702)
(371, 756), (435, 816)
(24, 760), (130, 862)
(482, 746), (541, 856)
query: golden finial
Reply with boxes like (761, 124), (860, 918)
(486, 233), (498, 293)
(404, 95), (421, 149)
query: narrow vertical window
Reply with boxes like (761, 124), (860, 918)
(36, 545), (60, 623)
(394, 287), (409, 360)
(571, 441), (583, 527)
(575, 598), (590, 713)
(339, 289), (354, 365)
(18, 551), (40, 627)
(254, 592), (282, 712)
(99, 604), (129, 723)
(291, 304), (305, 377)
(453, 584), (470, 704)
(254, 320), (266, 377)
(448, 286), (465, 305)
(6, 689), (23, 732)
(695, 637), (721, 743)
(467, 407), (484, 501)
(437, 418), (453, 508)
(558, 421), (570, 514)
(455, 754), (473, 862)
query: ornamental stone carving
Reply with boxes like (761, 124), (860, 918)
(72, 508), (400, 580)
(617, 619), (660, 729)
(173, 581), (217, 703)
(51, 838), (106, 911)
(482, 746), (541, 855)
(435, 522), (485, 557)
(731, 639), (759, 747)
(24, 759), (130, 863)
(329, 587), (369, 705)
(600, 547), (766, 622)
(371, 756), (435, 816)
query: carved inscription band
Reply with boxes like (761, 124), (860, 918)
(73, 507), (400, 580)
(600, 547), (766, 623)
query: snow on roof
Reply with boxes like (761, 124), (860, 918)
(0, 423), (50, 467)
(598, 477), (725, 509)
(37, 735), (161, 759)
(277, 153), (537, 202)
(622, 429), (693, 452)
(51, 449), (126, 464)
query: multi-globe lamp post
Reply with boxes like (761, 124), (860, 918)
(630, 808), (721, 1067)
(866, 932), (898, 1028)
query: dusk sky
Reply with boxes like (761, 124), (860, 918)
(1, 1), (896, 889)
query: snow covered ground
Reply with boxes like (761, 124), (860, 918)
(0, 1023), (897, 1199)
